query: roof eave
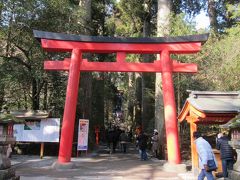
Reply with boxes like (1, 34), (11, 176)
(33, 30), (209, 44)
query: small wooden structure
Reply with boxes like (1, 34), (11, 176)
(178, 91), (240, 175)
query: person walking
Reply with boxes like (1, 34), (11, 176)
(106, 127), (119, 153)
(151, 129), (159, 158)
(216, 132), (235, 178)
(193, 131), (217, 180)
(137, 129), (148, 161)
(135, 127), (142, 159)
(119, 130), (129, 153)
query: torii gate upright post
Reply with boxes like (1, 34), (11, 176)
(161, 50), (180, 163)
(33, 30), (208, 166)
(58, 49), (82, 162)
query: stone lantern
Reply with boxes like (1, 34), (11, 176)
(0, 112), (21, 179)
(221, 114), (240, 180)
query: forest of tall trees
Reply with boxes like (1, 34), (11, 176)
(0, 0), (239, 149)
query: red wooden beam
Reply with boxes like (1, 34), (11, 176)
(44, 59), (197, 73)
(161, 50), (181, 163)
(41, 39), (202, 54)
(172, 60), (197, 73)
(195, 115), (237, 123)
(116, 52), (126, 63)
(58, 49), (82, 163)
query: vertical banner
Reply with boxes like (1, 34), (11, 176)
(77, 119), (89, 151)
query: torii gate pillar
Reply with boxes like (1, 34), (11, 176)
(33, 30), (208, 166)
(58, 49), (82, 162)
(161, 50), (180, 163)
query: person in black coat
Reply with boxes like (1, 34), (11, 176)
(136, 130), (148, 161)
(106, 127), (119, 153)
(216, 133), (235, 178)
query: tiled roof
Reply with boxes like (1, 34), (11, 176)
(10, 110), (49, 119)
(186, 91), (240, 113)
(33, 30), (209, 44)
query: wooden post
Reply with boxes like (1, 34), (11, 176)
(161, 50), (181, 164)
(95, 126), (100, 145)
(40, 142), (44, 159)
(58, 49), (82, 163)
(190, 121), (198, 175)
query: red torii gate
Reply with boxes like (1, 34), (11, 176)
(34, 30), (208, 165)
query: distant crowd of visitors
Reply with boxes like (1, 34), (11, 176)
(105, 126), (133, 154)
(103, 126), (160, 161)
(135, 127), (159, 161)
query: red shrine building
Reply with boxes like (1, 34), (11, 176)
(178, 91), (240, 175)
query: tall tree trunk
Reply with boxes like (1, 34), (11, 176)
(0, 1), (3, 23)
(104, 74), (110, 125)
(79, 0), (92, 35)
(78, 0), (92, 119)
(126, 72), (134, 128)
(32, 78), (39, 110)
(0, 83), (4, 111)
(208, 0), (218, 34)
(135, 73), (142, 126)
(23, 87), (28, 110)
(5, 3), (14, 57)
(155, 0), (171, 158)
(141, 2), (151, 131)
(43, 82), (48, 110)
(77, 1), (94, 148)
(141, 0), (154, 132)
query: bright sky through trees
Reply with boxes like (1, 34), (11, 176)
(195, 11), (210, 30)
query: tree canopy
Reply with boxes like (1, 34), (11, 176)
(0, 0), (239, 147)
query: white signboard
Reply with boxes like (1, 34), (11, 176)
(13, 118), (60, 142)
(77, 119), (89, 151)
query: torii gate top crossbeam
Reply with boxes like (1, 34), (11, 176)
(34, 30), (208, 73)
(33, 30), (209, 54)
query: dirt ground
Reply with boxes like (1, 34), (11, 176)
(12, 145), (196, 180)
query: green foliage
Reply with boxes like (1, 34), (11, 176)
(168, 13), (208, 107)
(172, 0), (204, 17)
(196, 24), (240, 91)
(114, 0), (145, 36)
(170, 13), (197, 36)
(0, 0), (85, 112)
(0, 0), (239, 143)
(227, 3), (240, 20)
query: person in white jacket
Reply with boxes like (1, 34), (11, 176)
(193, 131), (217, 180)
